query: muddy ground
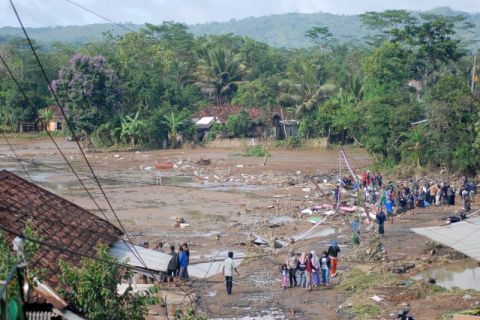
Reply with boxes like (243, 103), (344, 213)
(1, 136), (479, 320)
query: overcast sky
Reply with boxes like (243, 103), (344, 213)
(1, 0), (479, 28)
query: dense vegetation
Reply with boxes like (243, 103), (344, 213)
(0, 10), (479, 174)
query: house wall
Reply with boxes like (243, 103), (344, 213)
(205, 138), (328, 149)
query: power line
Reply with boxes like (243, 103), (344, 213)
(3, 3), (149, 271)
(1, 132), (32, 183)
(63, 0), (136, 33)
(0, 223), (138, 270)
(0, 54), (33, 183)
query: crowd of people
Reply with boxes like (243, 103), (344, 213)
(345, 172), (477, 239)
(280, 240), (341, 291)
(351, 172), (476, 213)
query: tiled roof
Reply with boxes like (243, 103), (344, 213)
(0, 170), (123, 290)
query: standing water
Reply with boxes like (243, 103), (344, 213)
(412, 259), (480, 291)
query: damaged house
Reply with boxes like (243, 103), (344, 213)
(0, 170), (173, 319)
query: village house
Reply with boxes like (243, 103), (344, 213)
(41, 105), (67, 132)
(194, 105), (298, 140)
(0, 170), (173, 319)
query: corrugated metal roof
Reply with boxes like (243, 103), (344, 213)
(411, 217), (480, 261)
(109, 241), (244, 278)
(109, 240), (170, 273)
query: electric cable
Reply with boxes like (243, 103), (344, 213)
(64, 0), (136, 33)
(8, 0), (149, 270)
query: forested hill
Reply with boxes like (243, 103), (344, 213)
(189, 12), (372, 48)
(1, 7), (479, 48)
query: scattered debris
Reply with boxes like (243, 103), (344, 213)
(387, 262), (416, 274)
(197, 158), (211, 165)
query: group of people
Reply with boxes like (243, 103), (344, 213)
(166, 242), (190, 286)
(281, 240), (341, 291)
(346, 174), (478, 239)
(344, 171), (478, 217)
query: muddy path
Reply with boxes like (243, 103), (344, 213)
(1, 136), (479, 319)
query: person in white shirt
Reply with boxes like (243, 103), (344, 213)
(222, 251), (239, 295)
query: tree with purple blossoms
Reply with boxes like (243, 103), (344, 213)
(51, 54), (121, 138)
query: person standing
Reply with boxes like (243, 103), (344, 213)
(305, 253), (313, 291)
(327, 240), (341, 277)
(280, 264), (288, 289)
(320, 251), (331, 286)
(182, 243), (190, 279)
(222, 251), (239, 295)
(334, 185), (341, 206)
(352, 216), (361, 245)
(178, 246), (188, 283)
(311, 251), (320, 288)
(297, 252), (307, 288)
(384, 197), (394, 223)
(286, 249), (298, 287)
(376, 210), (386, 237)
(166, 245), (179, 287)
(435, 184), (441, 206)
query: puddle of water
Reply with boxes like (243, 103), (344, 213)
(156, 175), (194, 186)
(412, 260), (480, 291)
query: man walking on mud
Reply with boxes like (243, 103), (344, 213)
(223, 251), (239, 295)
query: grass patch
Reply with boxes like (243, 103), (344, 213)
(352, 303), (382, 320)
(338, 268), (396, 293)
(235, 144), (271, 158)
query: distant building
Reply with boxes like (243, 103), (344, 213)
(42, 105), (67, 132)
(194, 105), (297, 140)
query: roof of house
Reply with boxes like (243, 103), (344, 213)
(194, 105), (264, 123)
(411, 216), (480, 262)
(46, 105), (67, 118)
(0, 170), (123, 290)
(195, 116), (219, 129)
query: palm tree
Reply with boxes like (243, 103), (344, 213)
(39, 108), (54, 131)
(161, 112), (185, 149)
(279, 58), (335, 116)
(195, 47), (248, 105)
(400, 127), (425, 168)
(119, 111), (145, 148)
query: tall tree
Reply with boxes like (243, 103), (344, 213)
(195, 47), (248, 105)
(51, 54), (122, 137)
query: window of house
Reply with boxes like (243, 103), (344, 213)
(56, 121), (63, 130)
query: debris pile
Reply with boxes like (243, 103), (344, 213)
(350, 233), (386, 262)
(386, 262), (416, 274)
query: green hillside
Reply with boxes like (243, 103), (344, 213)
(0, 7), (479, 48)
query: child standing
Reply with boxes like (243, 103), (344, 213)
(281, 264), (288, 289)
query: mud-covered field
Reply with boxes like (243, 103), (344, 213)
(1, 136), (479, 320)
